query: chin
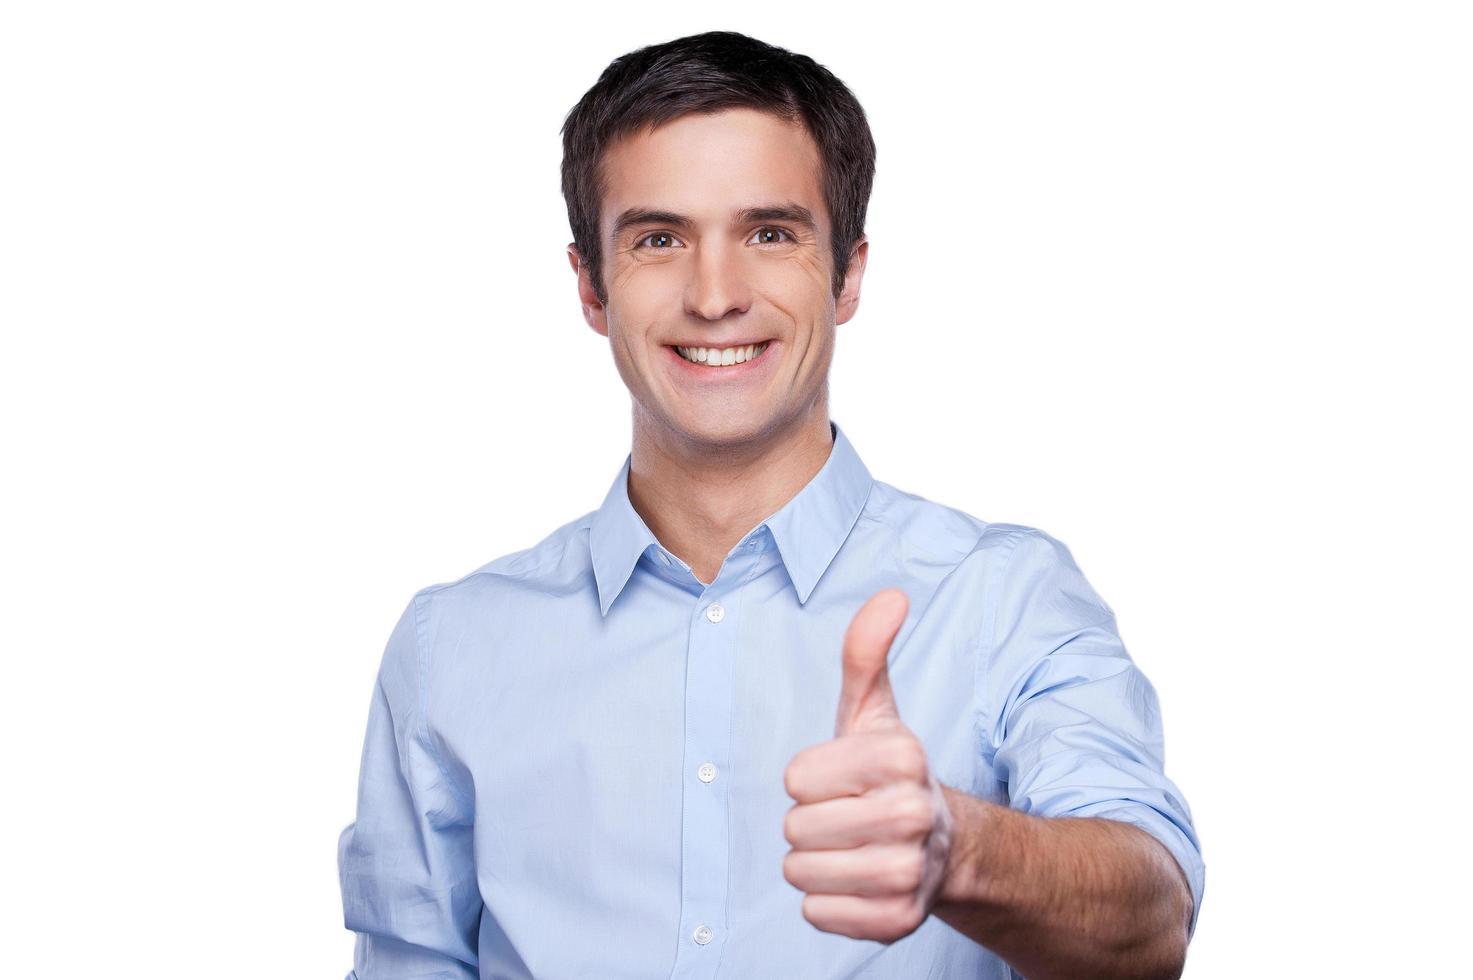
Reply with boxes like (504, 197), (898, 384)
(669, 413), (774, 447)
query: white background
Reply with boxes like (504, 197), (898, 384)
(2, 2), (1468, 976)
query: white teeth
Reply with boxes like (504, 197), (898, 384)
(676, 341), (770, 366)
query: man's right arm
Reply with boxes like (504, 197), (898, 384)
(337, 595), (481, 979)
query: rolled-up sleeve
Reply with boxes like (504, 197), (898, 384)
(338, 596), (481, 979)
(980, 529), (1206, 940)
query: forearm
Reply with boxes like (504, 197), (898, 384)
(931, 785), (1191, 980)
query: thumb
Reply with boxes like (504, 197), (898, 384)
(835, 588), (909, 738)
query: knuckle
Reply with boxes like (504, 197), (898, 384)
(782, 808), (801, 846)
(885, 734), (927, 780)
(782, 850), (801, 887)
(873, 896), (918, 942)
(889, 850), (925, 892)
(879, 920), (910, 944)
(893, 794), (933, 839)
(901, 897), (927, 933)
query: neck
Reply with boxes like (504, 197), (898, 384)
(626, 398), (834, 586)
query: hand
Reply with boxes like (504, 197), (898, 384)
(781, 588), (956, 943)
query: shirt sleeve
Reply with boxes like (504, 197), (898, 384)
(979, 528), (1206, 941)
(337, 595), (481, 979)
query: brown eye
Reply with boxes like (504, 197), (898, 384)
(637, 232), (680, 249)
(752, 227), (793, 246)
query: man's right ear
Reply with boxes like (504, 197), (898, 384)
(567, 243), (609, 338)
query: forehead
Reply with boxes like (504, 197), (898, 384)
(599, 107), (826, 235)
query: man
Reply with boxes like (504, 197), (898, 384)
(338, 30), (1204, 980)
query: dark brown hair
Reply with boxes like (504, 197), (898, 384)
(559, 31), (877, 306)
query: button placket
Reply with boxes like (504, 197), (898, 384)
(672, 545), (770, 975)
(673, 588), (734, 970)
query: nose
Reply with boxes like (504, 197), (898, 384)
(683, 241), (752, 321)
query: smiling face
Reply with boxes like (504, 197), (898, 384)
(568, 107), (868, 455)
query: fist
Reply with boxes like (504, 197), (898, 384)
(781, 588), (956, 943)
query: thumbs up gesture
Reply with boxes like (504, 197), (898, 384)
(781, 588), (957, 943)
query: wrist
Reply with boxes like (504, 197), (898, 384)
(936, 785), (1007, 908)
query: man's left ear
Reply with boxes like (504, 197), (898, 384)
(836, 235), (869, 325)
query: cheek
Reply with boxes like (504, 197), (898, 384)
(608, 257), (641, 294)
(763, 267), (836, 348)
(603, 322), (653, 396)
(606, 266), (671, 340)
(607, 315), (652, 370)
(762, 248), (830, 294)
(609, 256), (685, 298)
(765, 253), (837, 325)
(609, 264), (689, 332)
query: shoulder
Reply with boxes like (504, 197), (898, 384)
(407, 509), (598, 634)
(860, 477), (1052, 566)
(859, 479), (1098, 611)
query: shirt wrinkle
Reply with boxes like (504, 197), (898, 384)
(338, 419), (1206, 978)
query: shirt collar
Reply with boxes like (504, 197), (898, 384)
(588, 420), (874, 616)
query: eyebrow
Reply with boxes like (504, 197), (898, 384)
(610, 202), (817, 244)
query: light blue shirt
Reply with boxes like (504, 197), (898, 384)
(338, 420), (1204, 979)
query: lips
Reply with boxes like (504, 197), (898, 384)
(665, 340), (776, 375)
(672, 340), (771, 366)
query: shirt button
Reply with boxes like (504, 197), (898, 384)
(697, 762), (717, 783)
(705, 602), (725, 624)
(747, 538), (759, 549)
(693, 924), (714, 945)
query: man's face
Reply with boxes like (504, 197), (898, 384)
(569, 107), (867, 451)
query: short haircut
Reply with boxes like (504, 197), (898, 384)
(560, 30), (877, 306)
